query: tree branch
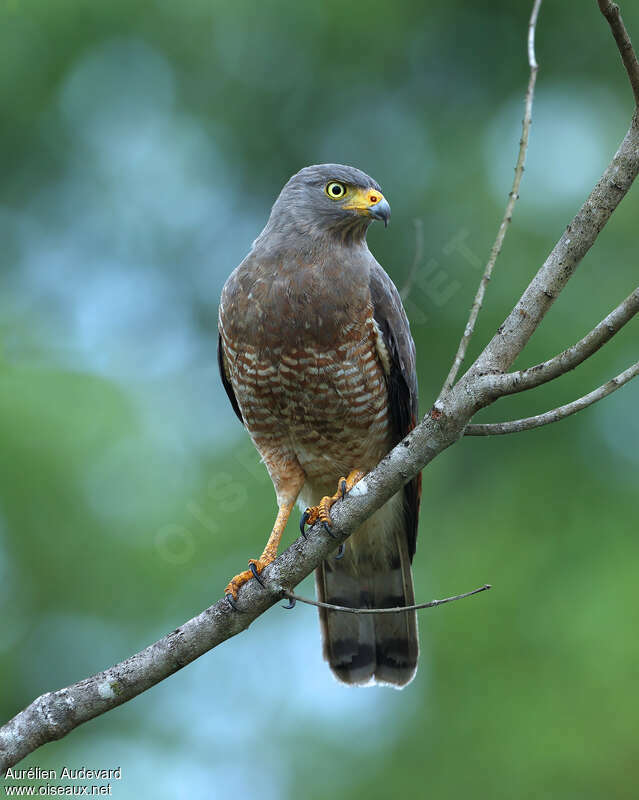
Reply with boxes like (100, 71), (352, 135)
(465, 360), (639, 436)
(1, 394), (469, 775)
(483, 287), (639, 397)
(441, 0), (542, 394)
(598, 0), (639, 104)
(477, 0), (639, 381)
(283, 584), (491, 613)
(2, 0), (639, 775)
(469, 113), (639, 381)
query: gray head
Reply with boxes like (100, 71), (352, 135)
(259, 164), (391, 246)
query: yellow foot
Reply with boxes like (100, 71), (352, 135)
(224, 556), (273, 607)
(300, 469), (365, 539)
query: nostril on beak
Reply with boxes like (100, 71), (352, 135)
(369, 197), (391, 227)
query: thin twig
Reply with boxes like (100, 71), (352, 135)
(528, 0), (542, 69)
(598, 0), (639, 105)
(400, 218), (424, 301)
(284, 584), (491, 614)
(486, 287), (639, 397)
(466, 360), (639, 435)
(440, 0), (542, 396)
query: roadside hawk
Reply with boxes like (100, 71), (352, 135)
(218, 164), (421, 687)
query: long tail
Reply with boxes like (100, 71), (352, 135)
(315, 492), (418, 687)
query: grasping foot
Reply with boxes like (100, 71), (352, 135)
(299, 469), (365, 539)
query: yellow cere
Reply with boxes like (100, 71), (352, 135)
(341, 186), (385, 212)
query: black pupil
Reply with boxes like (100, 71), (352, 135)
(331, 184), (342, 195)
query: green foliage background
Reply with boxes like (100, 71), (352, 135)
(1, 1), (638, 797)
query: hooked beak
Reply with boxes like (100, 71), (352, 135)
(368, 197), (391, 227)
(342, 187), (392, 228)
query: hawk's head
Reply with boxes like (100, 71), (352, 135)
(264, 163), (391, 243)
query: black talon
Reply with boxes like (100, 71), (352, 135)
(340, 479), (347, 499)
(249, 561), (265, 587)
(299, 509), (310, 539)
(335, 543), (345, 560)
(282, 596), (296, 609)
(323, 521), (339, 539)
(225, 593), (239, 611)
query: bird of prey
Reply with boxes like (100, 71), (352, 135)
(218, 164), (421, 687)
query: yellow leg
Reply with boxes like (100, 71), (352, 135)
(224, 501), (294, 600)
(302, 469), (365, 533)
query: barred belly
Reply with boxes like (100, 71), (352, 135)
(219, 316), (392, 491)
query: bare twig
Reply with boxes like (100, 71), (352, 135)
(440, 0), (542, 395)
(485, 288), (639, 397)
(598, 0), (639, 104)
(470, 116), (639, 380)
(528, 0), (542, 69)
(400, 219), (424, 301)
(466, 361), (639, 435)
(284, 584), (491, 613)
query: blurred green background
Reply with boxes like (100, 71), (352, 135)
(1, 0), (638, 797)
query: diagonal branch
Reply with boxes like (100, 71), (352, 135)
(469, 115), (639, 381)
(484, 287), (639, 397)
(0, 396), (469, 774)
(469, 0), (639, 380)
(598, 0), (639, 104)
(465, 360), (639, 436)
(440, 0), (542, 395)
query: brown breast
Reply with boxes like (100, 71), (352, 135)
(219, 248), (392, 481)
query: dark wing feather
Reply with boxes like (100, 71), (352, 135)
(217, 333), (244, 425)
(369, 261), (421, 559)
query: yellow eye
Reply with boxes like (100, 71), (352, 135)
(325, 181), (346, 199)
